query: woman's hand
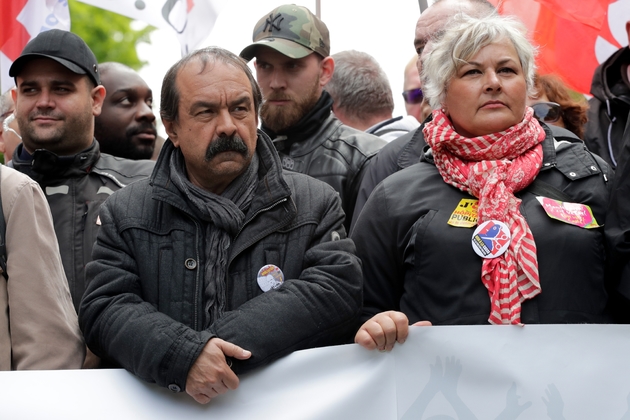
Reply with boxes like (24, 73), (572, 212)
(354, 311), (431, 351)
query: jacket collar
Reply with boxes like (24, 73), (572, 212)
(150, 131), (293, 219)
(10, 140), (101, 181)
(397, 125), (426, 170)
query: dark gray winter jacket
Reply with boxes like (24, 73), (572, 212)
(79, 133), (362, 392)
(9, 141), (154, 310)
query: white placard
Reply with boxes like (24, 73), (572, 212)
(1, 325), (629, 419)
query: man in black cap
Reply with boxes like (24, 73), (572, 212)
(240, 4), (385, 229)
(9, 29), (154, 315)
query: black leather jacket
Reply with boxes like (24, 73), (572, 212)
(265, 110), (385, 229)
(9, 141), (154, 310)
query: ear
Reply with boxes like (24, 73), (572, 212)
(319, 56), (334, 87)
(626, 21), (630, 45)
(10, 87), (17, 103)
(91, 85), (106, 117)
(163, 118), (180, 147)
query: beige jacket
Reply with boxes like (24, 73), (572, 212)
(0, 166), (84, 370)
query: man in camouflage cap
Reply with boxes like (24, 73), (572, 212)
(240, 4), (385, 230)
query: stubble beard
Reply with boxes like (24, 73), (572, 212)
(20, 108), (94, 155)
(260, 77), (321, 133)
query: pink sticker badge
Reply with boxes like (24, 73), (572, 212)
(471, 220), (511, 259)
(257, 264), (284, 292)
(536, 197), (599, 229)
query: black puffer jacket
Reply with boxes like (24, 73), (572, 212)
(585, 46), (630, 168)
(79, 133), (362, 392)
(9, 141), (154, 311)
(352, 125), (620, 325)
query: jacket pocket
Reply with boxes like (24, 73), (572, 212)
(403, 210), (437, 268)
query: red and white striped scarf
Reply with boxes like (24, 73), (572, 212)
(423, 107), (546, 325)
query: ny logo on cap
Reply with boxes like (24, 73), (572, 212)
(264, 13), (283, 32)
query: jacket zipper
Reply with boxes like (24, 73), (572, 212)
(191, 217), (201, 331)
(225, 197), (289, 308)
(233, 198), (288, 242)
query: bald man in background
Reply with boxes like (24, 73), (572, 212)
(402, 56), (429, 123)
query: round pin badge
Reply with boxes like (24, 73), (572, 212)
(471, 220), (511, 259)
(257, 264), (284, 292)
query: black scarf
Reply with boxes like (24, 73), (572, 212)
(169, 149), (260, 328)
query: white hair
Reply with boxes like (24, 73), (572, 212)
(421, 12), (537, 110)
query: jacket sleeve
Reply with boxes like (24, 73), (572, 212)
(351, 181), (405, 323)
(212, 183), (363, 375)
(79, 195), (213, 389)
(4, 169), (85, 369)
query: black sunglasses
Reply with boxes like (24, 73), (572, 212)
(531, 102), (562, 123)
(402, 88), (424, 104)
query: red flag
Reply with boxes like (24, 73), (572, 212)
(489, 0), (628, 95)
(0, 0), (70, 93)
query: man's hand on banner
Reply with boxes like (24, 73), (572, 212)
(185, 338), (251, 404)
(354, 310), (431, 352)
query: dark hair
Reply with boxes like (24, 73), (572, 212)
(326, 50), (394, 120)
(533, 73), (588, 139)
(160, 47), (262, 122)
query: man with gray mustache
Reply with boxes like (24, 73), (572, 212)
(80, 46), (362, 404)
(205, 134), (249, 161)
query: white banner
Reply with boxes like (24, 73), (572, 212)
(75, 0), (226, 55)
(1, 325), (629, 419)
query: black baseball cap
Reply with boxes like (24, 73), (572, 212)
(9, 29), (100, 86)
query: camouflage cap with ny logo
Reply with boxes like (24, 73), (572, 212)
(240, 4), (330, 62)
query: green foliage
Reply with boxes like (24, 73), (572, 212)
(68, 0), (155, 70)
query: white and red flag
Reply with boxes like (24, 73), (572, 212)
(75, 0), (224, 56)
(0, 0), (70, 94)
(490, 0), (630, 94)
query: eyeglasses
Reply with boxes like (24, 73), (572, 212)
(531, 102), (562, 123)
(402, 88), (424, 104)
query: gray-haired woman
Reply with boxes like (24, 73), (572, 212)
(352, 13), (619, 351)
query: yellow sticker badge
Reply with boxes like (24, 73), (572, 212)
(448, 198), (479, 228)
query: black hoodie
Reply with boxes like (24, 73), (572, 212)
(584, 47), (630, 168)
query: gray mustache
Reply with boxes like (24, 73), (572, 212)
(205, 135), (249, 161)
